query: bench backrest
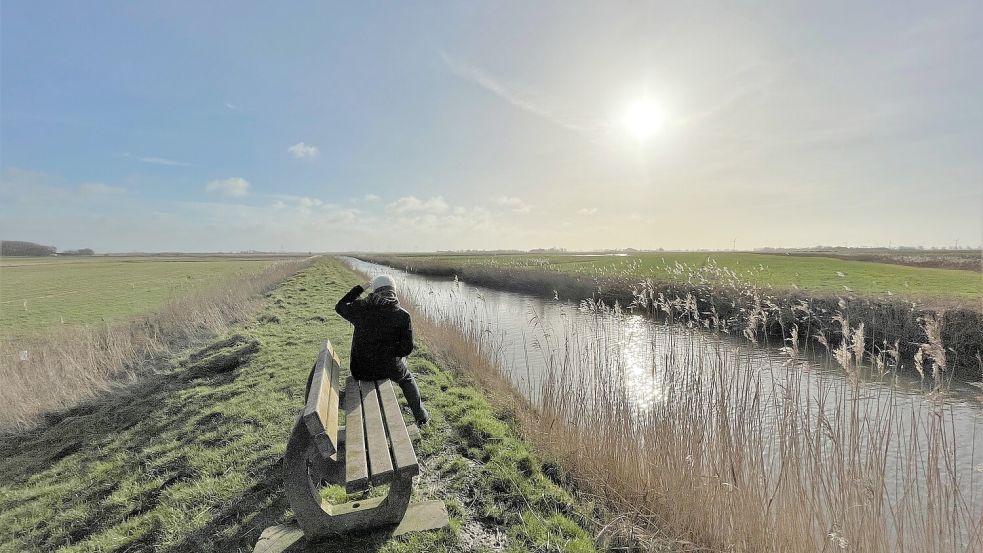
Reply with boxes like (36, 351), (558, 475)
(303, 340), (342, 458)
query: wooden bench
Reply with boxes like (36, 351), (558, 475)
(262, 339), (447, 548)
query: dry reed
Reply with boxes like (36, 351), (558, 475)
(361, 254), (983, 381)
(380, 267), (983, 552)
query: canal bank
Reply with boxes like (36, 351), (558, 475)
(348, 256), (983, 552)
(358, 254), (983, 381)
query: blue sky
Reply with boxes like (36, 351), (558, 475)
(2, 1), (981, 252)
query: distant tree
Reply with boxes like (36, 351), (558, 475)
(1, 240), (57, 256)
(61, 248), (95, 256)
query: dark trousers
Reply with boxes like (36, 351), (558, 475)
(390, 359), (429, 424)
(306, 358), (429, 424)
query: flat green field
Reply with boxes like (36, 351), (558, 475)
(0, 256), (293, 332)
(390, 252), (982, 304)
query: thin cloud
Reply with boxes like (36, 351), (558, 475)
(270, 194), (332, 208)
(386, 195), (449, 214)
(678, 63), (777, 128)
(496, 196), (533, 214)
(79, 182), (126, 195)
(350, 193), (381, 204)
(577, 207), (598, 215)
(226, 102), (237, 110)
(123, 152), (190, 167)
(287, 142), (319, 159)
(205, 177), (250, 198)
(298, 197), (323, 208)
(440, 51), (588, 132)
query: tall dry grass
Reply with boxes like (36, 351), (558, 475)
(0, 257), (316, 432)
(362, 254), (983, 381)
(386, 269), (983, 552)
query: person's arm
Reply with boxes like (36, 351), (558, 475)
(395, 313), (414, 357)
(335, 284), (367, 323)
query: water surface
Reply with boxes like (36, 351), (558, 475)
(346, 257), (983, 532)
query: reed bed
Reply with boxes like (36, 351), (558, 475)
(380, 265), (983, 552)
(361, 254), (983, 381)
(0, 257), (316, 431)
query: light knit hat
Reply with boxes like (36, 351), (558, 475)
(370, 274), (396, 291)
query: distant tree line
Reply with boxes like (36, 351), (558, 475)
(0, 241), (94, 256)
(1, 240), (56, 256)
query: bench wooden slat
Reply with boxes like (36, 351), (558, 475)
(320, 346), (341, 459)
(302, 342), (341, 458)
(377, 380), (419, 477)
(359, 380), (394, 484)
(343, 377), (369, 491)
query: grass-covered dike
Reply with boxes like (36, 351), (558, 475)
(0, 257), (600, 552)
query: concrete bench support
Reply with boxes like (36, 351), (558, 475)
(254, 339), (447, 552)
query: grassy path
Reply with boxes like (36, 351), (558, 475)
(0, 257), (596, 552)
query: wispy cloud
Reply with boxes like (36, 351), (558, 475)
(270, 194), (332, 209)
(225, 102), (237, 110)
(205, 177), (250, 198)
(79, 182), (126, 195)
(496, 196), (533, 214)
(386, 195), (449, 214)
(577, 207), (598, 215)
(123, 152), (191, 167)
(440, 51), (588, 132)
(350, 193), (381, 204)
(298, 197), (322, 208)
(287, 142), (319, 159)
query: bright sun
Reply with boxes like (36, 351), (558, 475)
(622, 99), (665, 140)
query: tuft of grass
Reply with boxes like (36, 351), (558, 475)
(510, 512), (596, 553)
(179, 335), (261, 378)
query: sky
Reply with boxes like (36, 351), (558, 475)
(1, 1), (981, 252)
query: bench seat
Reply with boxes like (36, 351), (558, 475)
(276, 339), (445, 543)
(344, 378), (419, 491)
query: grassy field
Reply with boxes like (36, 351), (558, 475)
(783, 248), (981, 272)
(0, 256), (299, 333)
(388, 252), (982, 304)
(0, 257), (312, 431)
(0, 257), (598, 552)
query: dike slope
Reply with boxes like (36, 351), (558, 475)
(0, 257), (599, 553)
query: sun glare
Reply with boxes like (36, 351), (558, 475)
(622, 99), (665, 140)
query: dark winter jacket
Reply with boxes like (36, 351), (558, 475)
(334, 285), (414, 381)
